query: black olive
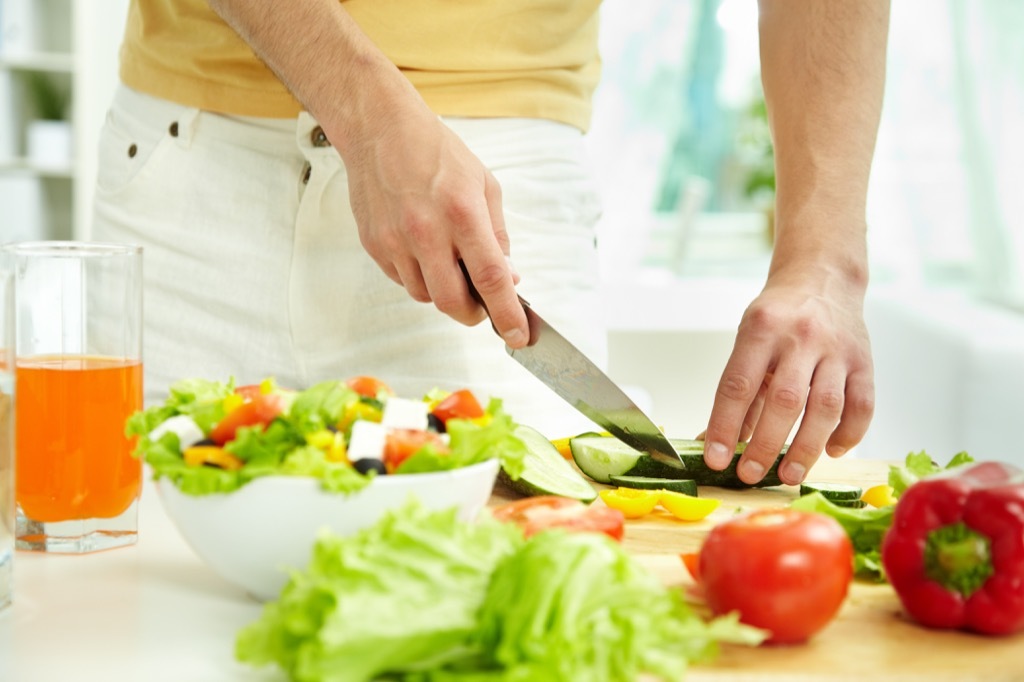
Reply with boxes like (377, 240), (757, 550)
(192, 438), (217, 447)
(426, 413), (446, 433)
(353, 458), (387, 476)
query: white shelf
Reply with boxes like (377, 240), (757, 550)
(0, 51), (74, 73)
(0, 156), (74, 178)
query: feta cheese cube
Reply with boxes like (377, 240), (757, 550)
(347, 420), (388, 461)
(381, 397), (429, 432)
(148, 415), (205, 450)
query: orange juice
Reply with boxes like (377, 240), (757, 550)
(15, 356), (143, 523)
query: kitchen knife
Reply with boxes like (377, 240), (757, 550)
(459, 261), (684, 469)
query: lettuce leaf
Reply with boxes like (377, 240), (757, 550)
(395, 400), (526, 479)
(289, 380), (359, 435)
(466, 531), (766, 682)
(888, 450), (974, 498)
(791, 492), (894, 582)
(236, 503), (765, 682)
(236, 501), (524, 681)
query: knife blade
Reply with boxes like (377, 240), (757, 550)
(459, 261), (683, 469)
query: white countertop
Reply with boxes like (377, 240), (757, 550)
(0, 471), (284, 682)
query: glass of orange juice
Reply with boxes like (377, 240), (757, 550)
(4, 242), (143, 553)
(0, 262), (14, 606)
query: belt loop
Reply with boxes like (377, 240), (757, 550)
(171, 108), (201, 149)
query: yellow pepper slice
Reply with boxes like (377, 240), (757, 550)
(862, 484), (897, 508)
(658, 491), (721, 522)
(222, 393), (244, 414)
(183, 445), (244, 471)
(599, 488), (662, 518)
(337, 401), (383, 432)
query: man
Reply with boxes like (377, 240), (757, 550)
(93, 0), (888, 485)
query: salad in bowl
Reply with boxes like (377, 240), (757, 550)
(128, 375), (527, 600)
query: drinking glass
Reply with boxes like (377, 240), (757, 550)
(5, 241), (143, 553)
(0, 261), (14, 607)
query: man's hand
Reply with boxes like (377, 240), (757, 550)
(343, 103), (528, 348)
(704, 0), (890, 484)
(703, 263), (874, 486)
(207, 0), (529, 347)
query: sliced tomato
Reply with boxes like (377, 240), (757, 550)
(346, 375), (393, 399)
(383, 428), (449, 472)
(209, 393), (287, 445)
(431, 389), (485, 424)
(679, 552), (702, 583)
(491, 496), (625, 541)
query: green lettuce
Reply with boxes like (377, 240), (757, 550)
(236, 502), (765, 682)
(790, 492), (894, 581)
(792, 450), (977, 581)
(888, 450), (974, 498)
(236, 501), (525, 681)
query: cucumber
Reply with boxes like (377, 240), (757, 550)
(608, 475), (698, 496)
(497, 424), (597, 502)
(831, 498), (867, 509)
(570, 435), (786, 488)
(799, 482), (863, 501)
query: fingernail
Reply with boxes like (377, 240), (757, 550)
(705, 442), (732, 469)
(781, 460), (806, 485)
(828, 445), (847, 458)
(504, 328), (527, 348)
(739, 458), (765, 483)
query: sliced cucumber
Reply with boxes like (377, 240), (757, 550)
(830, 498), (868, 509)
(608, 475), (698, 496)
(799, 482), (863, 501)
(497, 425), (597, 502)
(571, 435), (786, 488)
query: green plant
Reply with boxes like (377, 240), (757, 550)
(737, 95), (775, 201)
(24, 72), (70, 121)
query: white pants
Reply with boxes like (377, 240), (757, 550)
(92, 86), (607, 437)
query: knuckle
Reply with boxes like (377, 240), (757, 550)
(847, 391), (876, 419)
(768, 385), (804, 412)
(742, 303), (776, 335)
(444, 196), (477, 227)
(810, 387), (845, 416)
(401, 211), (432, 245)
(470, 262), (509, 296)
(717, 372), (758, 402)
(794, 316), (822, 344)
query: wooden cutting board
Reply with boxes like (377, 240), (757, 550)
(491, 456), (1024, 682)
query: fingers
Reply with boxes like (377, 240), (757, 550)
(703, 343), (772, 472)
(737, 362), (810, 485)
(775, 361), (846, 485)
(826, 367), (875, 458)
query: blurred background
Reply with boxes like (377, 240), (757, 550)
(1, 0), (1021, 464)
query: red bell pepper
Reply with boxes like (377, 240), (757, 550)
(881, 461), (1024, 635)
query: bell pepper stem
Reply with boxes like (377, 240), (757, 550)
(924, 522), (994, 597)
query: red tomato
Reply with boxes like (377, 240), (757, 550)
(210, 393), (287, 445)
(383, 429), (449, 472)
(491, 496), (625, 542)
(698, 508), (853, 644)
(346, 375), (393, 399)
(431, 389), (485, 424)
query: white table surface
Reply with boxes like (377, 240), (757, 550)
(0, 470), (285, 682)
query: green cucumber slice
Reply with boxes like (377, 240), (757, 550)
(497, 425), (597, 502)
(608, 476), (698, 496)
(571, 435), (786, 488)
(799, 482), (863, 501)
(830, 498), (868, 509)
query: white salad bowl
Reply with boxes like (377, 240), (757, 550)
(156, 458), (501, 601)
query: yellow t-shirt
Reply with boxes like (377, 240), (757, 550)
(119, 0), (602, 132)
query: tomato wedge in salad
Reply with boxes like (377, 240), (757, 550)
(491, 496), (625, 541)
(383, 428), (449, 472)
(210, 393), (287, 445)
(431, 389), (485, 425)
(346, 375), (393, 399)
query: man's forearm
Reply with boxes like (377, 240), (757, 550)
(207, 0), (420, 155)
(757, 0), (890, 283)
